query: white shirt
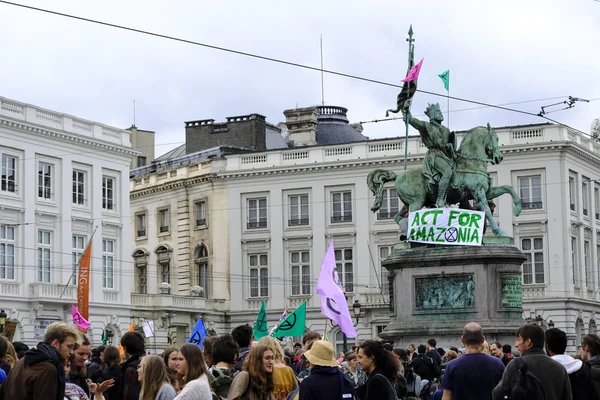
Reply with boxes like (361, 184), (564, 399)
(174, 373), (212, 400)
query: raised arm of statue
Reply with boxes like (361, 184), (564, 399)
(402, 109), (427, 133)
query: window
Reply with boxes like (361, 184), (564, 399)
(582, 181), (589, 217)
(133, 249), (148, 294)
(71, 235), (85, 285)
(572, 236), (579, 286)
(595, 187), (600, 220)
(331, 191), (353, 223)
(159, 209), (169, 233)
(521, 237), (544, 284)
(290, 251), (310, 295)
(0, 224), (15, 280)
(1, 155), (16, 193)
(137, 156), (147, 167)
(518, 176), (542, 210)
(585, 241), (591, 288)
(102, 239), (114, 289)
(334, 248), (354, 293)
(160, 262), (170, 284)
(37, 230), (51, 282)
(196, 201), (207, 226)
(379, 246), (393, 295)
(136, 214), (146, 238)
(289, 194), (309, 226)
(38, 162), (52, 199)
(378, 188), (399, 220)
(72, 170), (85, 205)
(247, 198), (267, 229)
(102, 176), (115, 210)
(569, 177), (576, 211)
(194, 245), (209, 298)
(249, 254), (268, 297)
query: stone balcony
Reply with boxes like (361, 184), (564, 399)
(1, 281), (21, 297)
(29, 283), (76, 303)
(0, 96), (131, 147)
(131, 293), (228, 312)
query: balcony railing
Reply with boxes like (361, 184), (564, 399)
(247, 221), (267, 229)
(331, 215), (353, 223)
(196, 218), (206, 226)
(30, 283), (76, 302)
(131, 293), (228, 311)
(288, 218), (309, 226)
(377, 211), (396, 220)
(159, 226), (169, 233)
(522, 202), (543, 210)
(137, 229), (146, 237)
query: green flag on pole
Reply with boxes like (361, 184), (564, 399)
(272, 302), (306, 338)
(101, 329), (108, 346)
(253, 300), (269, 340)
(438, 70), (450, 91)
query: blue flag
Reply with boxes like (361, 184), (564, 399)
(188, 319), (207, 348)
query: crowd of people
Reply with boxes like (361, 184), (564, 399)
(1, 320), (600, 399)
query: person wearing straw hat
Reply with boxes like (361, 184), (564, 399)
(298, 340), (354, 400)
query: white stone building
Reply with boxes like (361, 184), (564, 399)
(0, 96), (136, 346)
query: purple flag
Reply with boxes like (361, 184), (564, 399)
(72, 304), (91, 331)
(401, 58), (424, 83)
(316, 239), (357, 338)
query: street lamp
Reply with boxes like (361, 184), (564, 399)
(535, 315), (543, 326)
(549, 320), (555, 328)
(353, 300), (362, 324)
(0, 310), (6, 334)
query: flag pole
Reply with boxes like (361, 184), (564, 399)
(403, 25), (415, 171)
(60, 225), (99, 299)
(447, 87), (450, 130)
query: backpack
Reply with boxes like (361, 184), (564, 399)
(505, 357), (545, 400)
(404, 363), (422, 397)
(209, 368), (236, 400)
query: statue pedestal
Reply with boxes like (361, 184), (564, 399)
(379, 239), (526, 348)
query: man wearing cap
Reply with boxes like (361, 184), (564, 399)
(299, 340), (355, 400)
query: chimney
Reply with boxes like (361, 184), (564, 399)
(283, 106), (318, 147)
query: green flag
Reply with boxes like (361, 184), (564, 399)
(253, 300), (269, 340)
(101, 329), (108, 346)
(438, 70), (450, 91)
(272, 302), (306, 338)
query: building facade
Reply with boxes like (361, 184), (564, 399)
(0, 96), (136, 346)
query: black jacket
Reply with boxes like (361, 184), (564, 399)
(355, 369), (397, 400)
(299, 366), (354, 400)
(569, 362), (599, 400)
(98, 365), (121, 400)
(411, 354), (437, 381)
(87, 357), (103, 382)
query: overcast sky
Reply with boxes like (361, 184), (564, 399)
(1, 0), (599, 156)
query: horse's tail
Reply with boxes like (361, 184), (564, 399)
(367, 169), (398, 212)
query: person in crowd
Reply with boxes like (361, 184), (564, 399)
(298, 340), (354, 400)
(88, 345), (106, 382)
(227, 344), (275, 400)
(293, 343), (302, 354)
(137, 355), (177, 400)
(172, 344), (212, 399)
(441, 322), (504, 400)
(70, 334), (92, 394)
(356, 340), (400, 400)
(546, 328), (598, 400)
(294, 331), (322, 375)
(162, 346), (183, 393)
(480, 340), (491, 355)
(501, 344), (513, 360)
(259, 336), (297, 400)
(440, 350), (457, 373)
(489, 342), (511, 367)
(98, 346), (122, 400)
(0, 322), (79, 400)
(65, 355), (90, 400)
(426, 339), (442, 369)
(232, 324), (253, 371)
(0, 335), (10, 376)
(344, 352), (368, 389)
(411, 345), (438, 382)
(579, 333), (600, 395)
(408, 344), (416, 361)
(119, 330), (146, 400)
(210, 334), (240, 398)
(12, 341), (29, 360)
(5, 340), (18, 369)
(399, 210), (409, 241)
(202, 335), (219, 369)
(493, 323), (572, 400)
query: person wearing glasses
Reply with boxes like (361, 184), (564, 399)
(227, 345), (276, 400)
(579, 334), (600, 395)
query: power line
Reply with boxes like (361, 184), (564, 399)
(0, 0), (594, 137)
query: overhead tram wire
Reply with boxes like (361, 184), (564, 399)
(0, 0), (595, 136)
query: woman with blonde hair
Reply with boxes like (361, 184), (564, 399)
(258, 336), (298, 399)
(174, 344), (212, 400)
(480, 340), (491, 355)
(227, 345), (275, 400)
(138, 355), (177, 400)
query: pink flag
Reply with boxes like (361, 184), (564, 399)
(401, 58), (424, 83)
(72, 304), (91, 331)
(316, 239), (357, 338)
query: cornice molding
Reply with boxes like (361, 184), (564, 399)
(0, 117), (139, 157)
(130, 176), (211, 198)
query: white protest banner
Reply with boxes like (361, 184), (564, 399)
(407, 208), (485, 246)
(142, 320), (155, 338)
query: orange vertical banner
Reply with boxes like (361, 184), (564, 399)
(119, 322), (135, 357)
(77, 241), (92, 322)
